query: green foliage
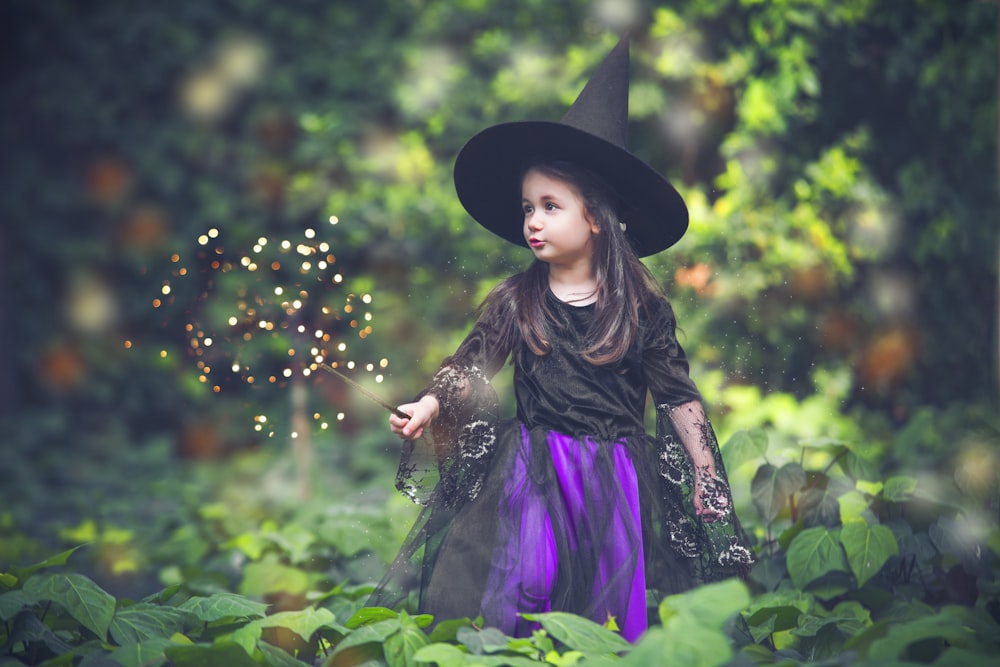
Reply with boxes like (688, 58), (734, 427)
(1, 0), (998, 666)
(4, 416), (999, 666)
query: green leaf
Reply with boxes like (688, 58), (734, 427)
(164, 641), (260, 667)
(456, 626), (508, 654)
(346, 606), (398, 628)
(751, 462), (806, 523)
(329, 618), (401, 658)
(882, 475), (918, 502)
(178, 592), (268, 622)
(747, 605), (805, 643)
(785, 526), (849, 589)
(11, 545), (87, 580)
(23, 572), (115, 641)
(109, 638), (176, 667)
(239, 560), (312, 597)
(621, 623), (731, 667)
(411, 643), (466, 667)
(411, 644), (543, 667)
(230, 623), (262, 655)
(427, 617), (475, 643)
(109, 602), (194, 644)
(7, 612), (74, 655)
(837, 489), (871, 525)
(266, 523), (317, 565)
(659, 578), (751, 630)
(520, 612), (630, 654)
(866, 607), (999, 660)
(839, 521), (898, 587)
(259, 641), (313, 667)
(383, 614), (430, 667)
(932, 647), (1000, 667)
(840, 451), (880, 482)
(721, 428), (768, 469)
(546, 649), (585, 666)
(0, 589), (36, 621)
(248, 607), (337, 643)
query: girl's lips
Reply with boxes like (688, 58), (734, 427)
(528, 238), (544, 248)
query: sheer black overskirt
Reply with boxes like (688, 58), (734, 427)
(367, 291), (754, 626)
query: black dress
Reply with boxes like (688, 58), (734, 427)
(369, 290), (753, 640)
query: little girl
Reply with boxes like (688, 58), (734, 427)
(371, 38), (752, 641)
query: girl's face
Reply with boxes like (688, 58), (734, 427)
(521, 169), (599, 271)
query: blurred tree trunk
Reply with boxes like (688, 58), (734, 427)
(291, 374), (312, 500)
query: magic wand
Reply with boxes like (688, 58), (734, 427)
(318, 363), (409, 419)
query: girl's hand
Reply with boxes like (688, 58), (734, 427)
(389, 394), (440, 439)
(693, 465), (728, 523)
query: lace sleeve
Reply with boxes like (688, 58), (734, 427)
(641, 298), (754, 580)
(655, 402), (755, 581)
(395, 317), (508, 507)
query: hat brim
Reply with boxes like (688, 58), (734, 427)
(453, 121), (688, 258)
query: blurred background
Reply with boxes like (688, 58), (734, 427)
(1, 0), (997, 602)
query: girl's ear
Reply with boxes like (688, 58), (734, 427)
(586, 211), (600, 235)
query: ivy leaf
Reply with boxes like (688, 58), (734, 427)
(239, 559), (312, 597)
(839, 521), (898, 587)
(798, 477), (853, 527)
(247, 606), (336, 643)
(786, 526), (849, 589)
(7, 611), (75, 656)
(23, 572), (115, 641)
(837, 489), (871, 525)
(164, 641), (260, 667)
(866, 607), (997, 661)
(456, 626), (508, 654)
(412, 643), (466, 667)
(520, 611), (630, 654)
(882, 476), (918, 502)
(427, 616), (476, 643)
(383, 613), (430, 667)
(751, 462), (806, 523)
(721, 428), (768, 469)
(659, 578), (751, 630)
(622, 622), (731, 667)
(109, 638), (176, 667)
(0, 590), (36, 621)
(258, 641), (312, 667)
(10, 545), (87, 580)
(840, 451), (880, 482)
(742, 589), (811, 643)
(346, 606), (398, 628)
(177, 592), (268, 622)
(328, 618), (401, 659)
(109, 602), (194, 644)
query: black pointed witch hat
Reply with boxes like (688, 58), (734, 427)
(453, 37), (688, 258)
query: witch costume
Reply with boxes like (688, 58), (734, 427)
(368, 38), (753, 641)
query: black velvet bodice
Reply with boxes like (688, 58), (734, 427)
(514, 294), (645, 440)
(513, 291), (700, 441)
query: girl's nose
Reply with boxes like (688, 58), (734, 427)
(527, 215), (542, 231)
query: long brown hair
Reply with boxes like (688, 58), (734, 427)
(478, 160), (665, 366)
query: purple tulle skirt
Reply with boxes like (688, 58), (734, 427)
(480, 427), (647, 640)
(368, 418), (700, 643)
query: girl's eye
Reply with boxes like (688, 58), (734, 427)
(545, 202), (558, 211)
(522, 205), (533, 215)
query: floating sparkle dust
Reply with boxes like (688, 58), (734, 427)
(149, 215), (390, 438)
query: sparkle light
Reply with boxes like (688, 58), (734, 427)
(149, 216), (390, 438)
